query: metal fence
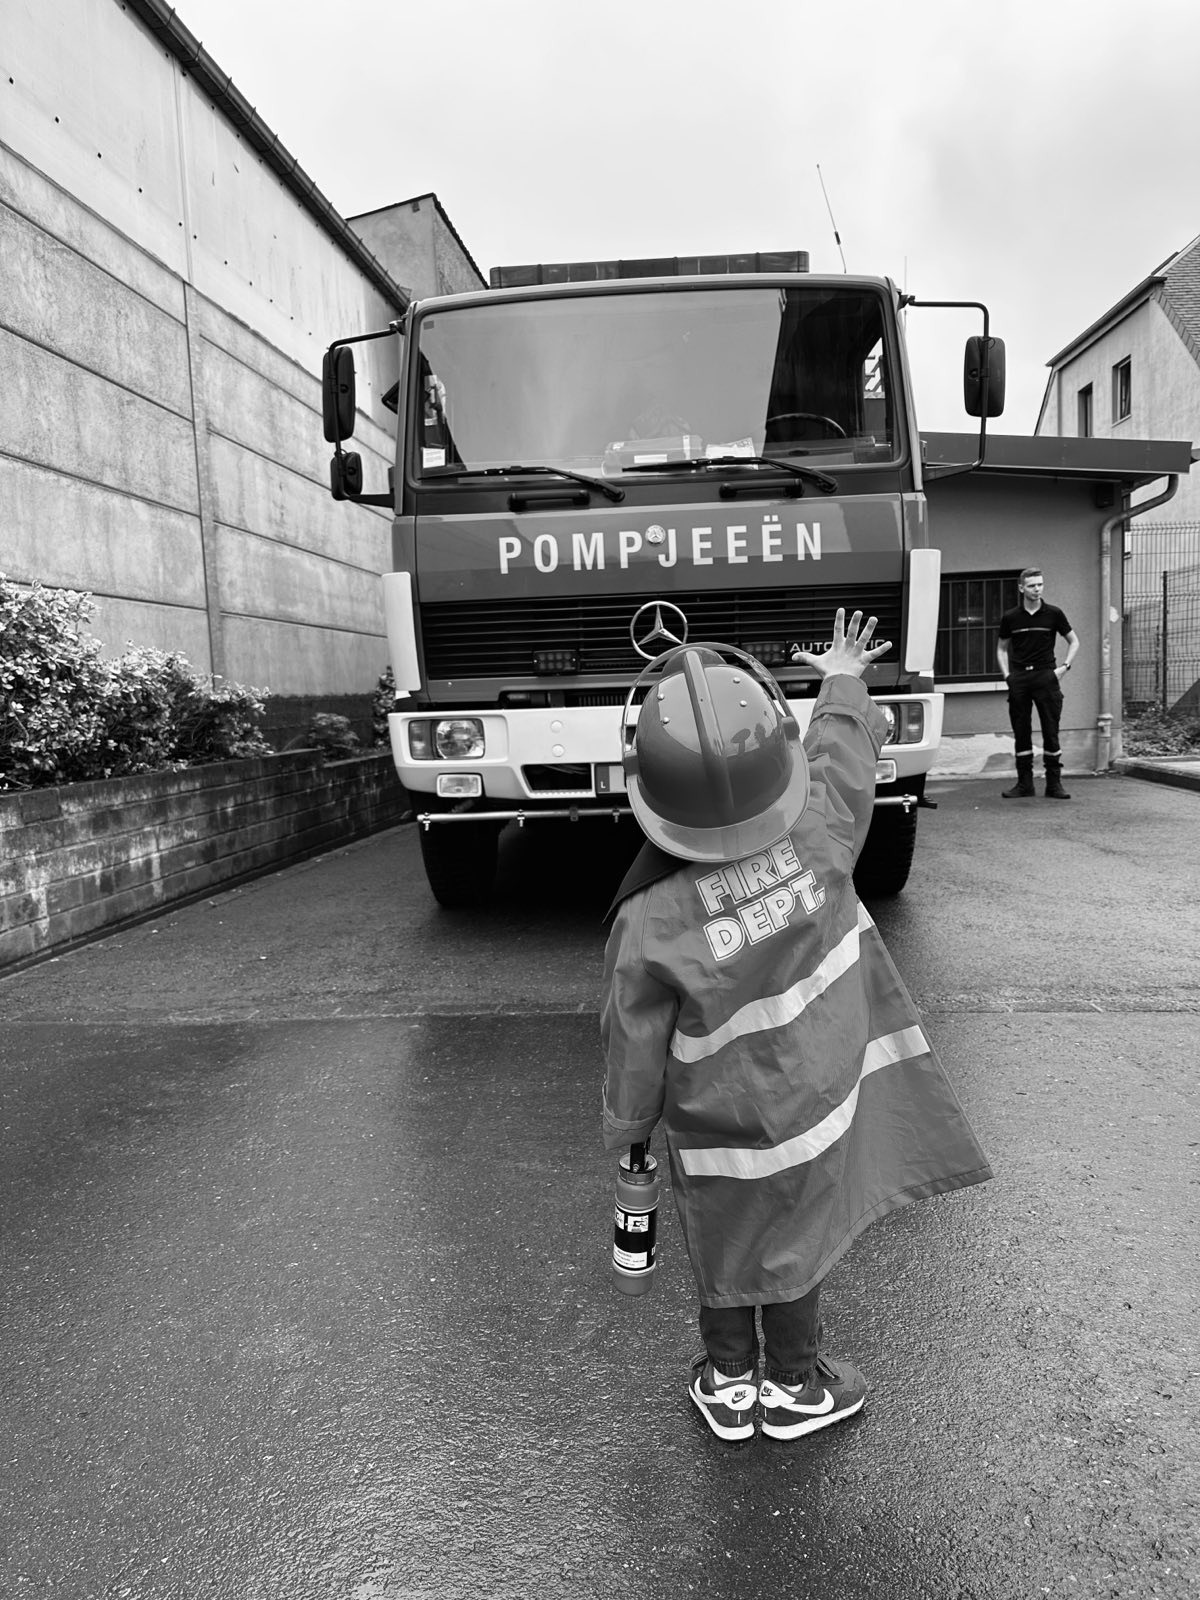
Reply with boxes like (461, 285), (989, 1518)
(1123, 523), (1200, 715)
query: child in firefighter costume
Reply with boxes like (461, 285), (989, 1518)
(602, 610), (992, 1442)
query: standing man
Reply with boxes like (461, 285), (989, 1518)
(997, 567), (1081, 800)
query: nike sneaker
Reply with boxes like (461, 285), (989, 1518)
(688, 1354), (758, 1442)
(759, 1354), (867, 1440)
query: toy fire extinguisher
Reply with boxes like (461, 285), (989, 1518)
(612, 1141), (660, 1296)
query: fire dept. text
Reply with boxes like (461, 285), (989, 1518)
(697, 837), (827, 961)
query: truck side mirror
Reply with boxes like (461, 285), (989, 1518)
(330, 451), (364, 500)
(323, 346), (357, 442)
(963, 335), (1005, 418)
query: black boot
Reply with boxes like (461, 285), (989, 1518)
(1002, 756), (1035, 798)
(1044, 758), (1071, 800)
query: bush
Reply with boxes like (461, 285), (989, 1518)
(301, 713), (361, 759)
(0, 580), (109, 788)
(1, 575), (271, 791)
(372, 665), (396, 746)
(152, 655), (272, 765)
(1123, 705), (1200, 757)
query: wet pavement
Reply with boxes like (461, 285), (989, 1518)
(2, 776), (1198, 1599)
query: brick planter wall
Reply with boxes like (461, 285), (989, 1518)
(0, 752), (409, 971)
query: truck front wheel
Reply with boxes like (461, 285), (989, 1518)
(417, 815), (501, 908)
(853, 804), (918, 898)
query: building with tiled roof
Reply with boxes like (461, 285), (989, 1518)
(1036, 235), (1200, 482)
(1035, 238), (1200, 713)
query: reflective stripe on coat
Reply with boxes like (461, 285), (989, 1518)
(601, 674), (993, 1308)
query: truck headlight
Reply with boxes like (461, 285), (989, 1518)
(878, 703), (925, 745)
(407, 718), (487, 760)
(434, 718), (485, 759)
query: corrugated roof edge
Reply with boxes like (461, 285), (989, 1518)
(125, 0), (409, 313)
(922, 433), (1194, 484)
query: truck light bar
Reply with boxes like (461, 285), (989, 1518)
(741, 639), (789, 667)
(490, 251), (809, 288)
(533, 649), (579, 675)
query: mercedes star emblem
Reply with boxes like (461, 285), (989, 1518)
(630, 600), (689, 661)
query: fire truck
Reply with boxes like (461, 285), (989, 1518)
(322, 251), (1004, 906)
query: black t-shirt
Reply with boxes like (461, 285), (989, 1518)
(998, 602), (1071, 670)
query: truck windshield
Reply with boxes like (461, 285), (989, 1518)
(412, 284), (897, 479)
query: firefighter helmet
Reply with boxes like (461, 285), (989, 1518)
(622, 642), (809, 862)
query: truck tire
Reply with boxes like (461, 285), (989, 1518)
(418, 817), (501, 908)
(853, 804), (918, 898)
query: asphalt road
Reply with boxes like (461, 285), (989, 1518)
(1, 773), (1198, 1600)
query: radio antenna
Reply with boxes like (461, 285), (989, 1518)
(816, 164), (847, 272)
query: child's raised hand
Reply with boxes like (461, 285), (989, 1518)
(791, 608), (892, 679)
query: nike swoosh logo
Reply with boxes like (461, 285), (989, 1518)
(763, 1382), (835, 1415)
(795, 1389), (835, 1415)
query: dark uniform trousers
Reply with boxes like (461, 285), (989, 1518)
(1007, 665), (1063, 770)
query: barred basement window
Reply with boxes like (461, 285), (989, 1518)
(935, 572), (1020, 681)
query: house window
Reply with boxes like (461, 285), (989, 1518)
(1077, 383), (1093, 437)
(1112, 358), (1131, 422)
(935, 572), (1020, 681)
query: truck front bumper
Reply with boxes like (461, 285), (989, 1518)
(389, 692), (944, 818)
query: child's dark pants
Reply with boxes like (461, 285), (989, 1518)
(700, 1285), (821, 1384)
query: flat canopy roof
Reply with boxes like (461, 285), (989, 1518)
(922, 432), (1194, 487)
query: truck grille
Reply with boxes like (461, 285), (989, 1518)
(420, 584), (903, 680)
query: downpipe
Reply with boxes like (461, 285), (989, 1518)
(1096, 475), (1178, 772)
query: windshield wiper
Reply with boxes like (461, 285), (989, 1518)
(619, 455), (838, 495)
(428, 464), (624, 503)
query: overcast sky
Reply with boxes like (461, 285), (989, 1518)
(181, 0), (1200, 435)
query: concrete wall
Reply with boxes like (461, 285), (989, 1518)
(927, 473), (1122, 777)
(0, 0), (475, 737)
(349, 194), (487, 300)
